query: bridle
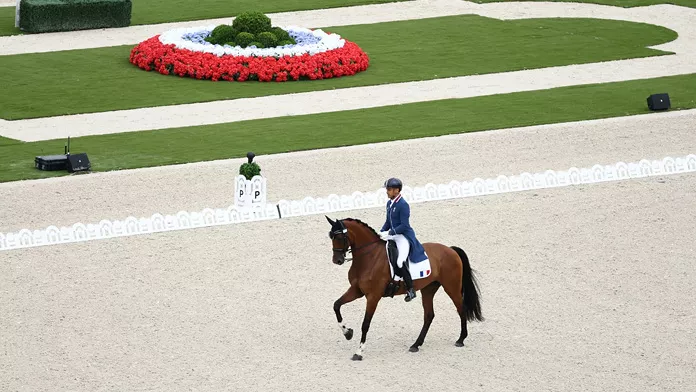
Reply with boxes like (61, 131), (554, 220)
(329, 220), (381, 263)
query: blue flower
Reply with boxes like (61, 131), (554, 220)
(288, 29), (321, 46)
(182, 30), (214, 45)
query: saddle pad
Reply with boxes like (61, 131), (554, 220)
(386, 243), (432, 281)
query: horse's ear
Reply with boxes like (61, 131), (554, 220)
(325, 215), (335, 225)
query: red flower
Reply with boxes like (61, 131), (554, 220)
(129, 35), (370, 82)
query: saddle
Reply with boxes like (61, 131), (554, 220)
(383, 241), (432, 298)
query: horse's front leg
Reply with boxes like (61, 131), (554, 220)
(334, 284), (363, 341)
(352, 294), (380, 361)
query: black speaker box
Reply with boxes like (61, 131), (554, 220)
(67, 153), (91, 173)
(647, 93), (670, 111)
(35, 154), (68, 171)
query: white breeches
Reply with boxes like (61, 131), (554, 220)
(392, 234), (410, 268)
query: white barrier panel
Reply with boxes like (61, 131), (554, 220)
(0, 203), (280, 251)
(234, 175), (267, 208)
(1, 154), (694, 252)
(276, 155), (696, 212)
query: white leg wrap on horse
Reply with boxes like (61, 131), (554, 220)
(355, 342), (365, 357)
(338, 322), (349, 335)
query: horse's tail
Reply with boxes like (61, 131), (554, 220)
(450, 246), (484, 322)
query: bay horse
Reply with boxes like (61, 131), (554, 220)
(326, 216), (483, 360)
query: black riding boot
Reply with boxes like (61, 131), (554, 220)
(401, 264), (417, 302)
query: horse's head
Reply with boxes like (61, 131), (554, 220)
(326, 216), (383, 266)
(326, 215), (350, 265)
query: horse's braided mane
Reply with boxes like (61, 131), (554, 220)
(343, 218), (379, 238)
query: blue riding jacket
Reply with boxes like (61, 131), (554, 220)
(381, 194), (428, 263)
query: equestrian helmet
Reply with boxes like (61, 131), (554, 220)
(384, 177), (403, 190)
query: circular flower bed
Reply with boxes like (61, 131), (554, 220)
(129, 12), (370, 82)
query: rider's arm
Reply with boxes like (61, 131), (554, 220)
(389, 203), (410, 235)
(381, 219), (389, 232)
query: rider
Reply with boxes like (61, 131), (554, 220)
(379, 178), (428, 302)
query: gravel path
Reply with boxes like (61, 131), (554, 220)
(2, 171), (694, 391)
(1, 0), (696, 141)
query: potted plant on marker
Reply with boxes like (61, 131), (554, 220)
(239, 152), (261, 180)
(235, 152), (267, 208)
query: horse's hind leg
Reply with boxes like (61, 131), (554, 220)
(409, 281), (441, 352)
(334, 285), (363, 341)
(442, 279), (468, 347)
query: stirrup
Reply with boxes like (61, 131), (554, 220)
(404, 289), (416, 302)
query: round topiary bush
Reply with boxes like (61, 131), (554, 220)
(203, 14), (297, 48)
(239, 151), (261, 180)
(235, 32), (255, 47)
(233, 11), (272, 35)
(256, 32), (278, 48)
(249, 41), (264, 48)
(270, 26), (292, 42)
(239, 162), (261, 180)
(207, 25), (237, 45)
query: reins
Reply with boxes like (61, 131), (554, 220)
(343, 238), (382, 262)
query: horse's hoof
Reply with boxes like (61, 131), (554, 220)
(351, 354), (363, 361)
(345, 328), (353, 341)
(455, 341), (464, 347)
(409, 346), (419, 353)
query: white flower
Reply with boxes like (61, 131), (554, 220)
(158, 25), (346, 57)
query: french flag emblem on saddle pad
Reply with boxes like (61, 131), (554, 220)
(387, 253), (432, 282)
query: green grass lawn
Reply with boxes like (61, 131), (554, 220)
(0, 15), (677, 120)
(473, 0), (696, 7)
(129, 0), (409, 26)
(0, 7), (20, 36)
(0, 0), (408, 36)
(2, 73), (694, 183)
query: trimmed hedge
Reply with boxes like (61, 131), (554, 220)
(19, 0), (132, 33)
(204, 11), (297, 48)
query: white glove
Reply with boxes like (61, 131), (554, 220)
(379, 231), (391, 240)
